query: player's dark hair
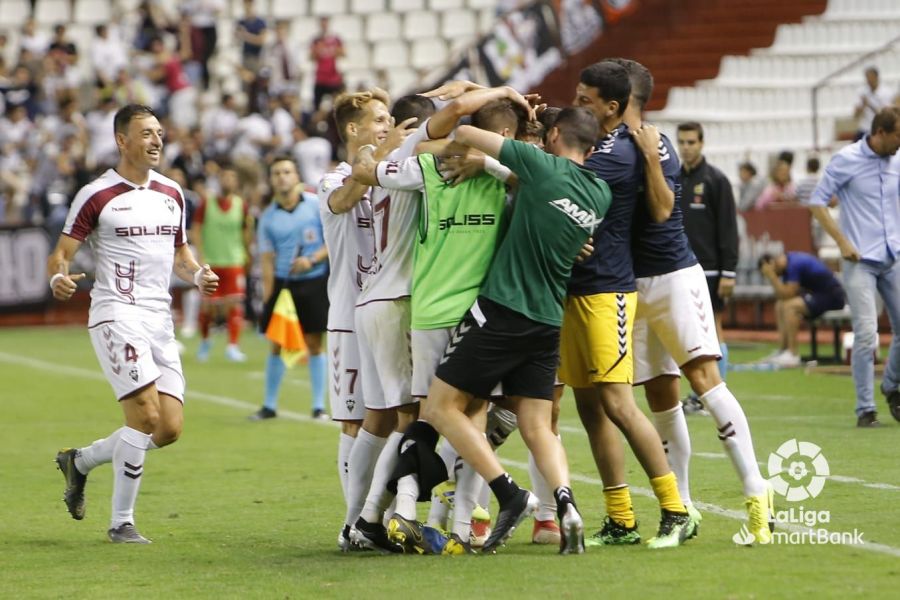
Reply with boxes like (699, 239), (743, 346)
(268, 155), (298, 176)
(538, 106), (562, 133)
(552, 107), (599, 155)
(757, 253), (773, 270)
(471, 99), (522, 137)
(579, 62), (631, 116)
(113, 104), (157, 136)
(606, 58), (654, 110)
(677, 121), (704, 142)
(871, 105), (900, 135)
(391, 94), (436, 128)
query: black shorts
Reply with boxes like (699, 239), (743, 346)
(259, 276), (329, 335)
(803, 286), (845, 319)
(435, 297), (559, 401)
(706, 275), (725, 313)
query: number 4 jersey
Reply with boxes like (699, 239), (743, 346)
(62, 168), (187, 327)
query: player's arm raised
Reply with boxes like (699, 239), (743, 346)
(453, 125), (506, 160)
(632, 124), (674, 223)
(426, 86), (534, 140)
(46, 234), (86, 302)
(173, 243), (219, 296)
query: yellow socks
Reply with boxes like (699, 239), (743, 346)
(603, 485), (636, 528)
(650, 472), (686, 514)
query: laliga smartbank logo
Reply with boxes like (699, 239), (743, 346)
(732, 439), (864, 546)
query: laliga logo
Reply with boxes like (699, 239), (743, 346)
(767, 439), (829, 501)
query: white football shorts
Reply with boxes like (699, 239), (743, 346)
(355, 299), (415, 410)
(633, 263), (722, 384)
(327, 330), (366, 421)
(88, 318), (185, 402)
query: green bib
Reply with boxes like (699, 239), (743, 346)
(411, 153), (508, 329)
(202, 195), (246, 267)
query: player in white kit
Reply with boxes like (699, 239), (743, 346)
(50, 105), (219, 544)
(319, 88), (419, 551)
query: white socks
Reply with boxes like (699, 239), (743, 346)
(76, 427), (125, 473)
(360, 431), (403, 523)
(700, 382), (767, 497)
(111, 426), (152, 528)
(344, 429), (387, 526)
(394, 475), (419, 521)
(652, 405), (693, 506)
(528, 445), (558, 521)
(452, 461), (483, 539)
(338, 432), (355, 503)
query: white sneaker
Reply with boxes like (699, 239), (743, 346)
(225, 344), (247, 362)
(770, 351), (801, 368)
(759, 348), (787, 363)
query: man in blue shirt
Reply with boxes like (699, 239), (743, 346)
(809, 106), (900, 427)
(759, 252), (846, 367)
(251, 156), (329, 420)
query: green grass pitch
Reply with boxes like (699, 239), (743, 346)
(2, 326), (899, 598)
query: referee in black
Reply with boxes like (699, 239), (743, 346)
(676, 121), (738, 410)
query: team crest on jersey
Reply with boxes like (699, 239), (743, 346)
(304, 228), (317, 243)
(549, 198), (603, 230)
(129, 364), (140, 383)
(165, 197), (175, 214)
(346, 398), (355, 412)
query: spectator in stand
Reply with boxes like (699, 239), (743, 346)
(48, 24), (78, 59)
(172, 126), (207, 186)
(268, 20), (299, 96)
(5, 65), (40, 119)
(758, 252), (845, 368)
(85, 93), (119, 170)
(20, 18), (49, 59)
(269, 89), (296, 154)
(808, 106), (900, 428)
(231, 106), (276, 164)
(147, 35), (197, 129)
(202, 92), (240, 160)
(182, 0), (224, 89)
(754, 157), (797, 210)
(291, 123), (332, 190)
(134, 0), (173, 51)
(854, 67), (894, 141)
(237, 0), (267, 74)
(0, 103), (34, 223)
(310, 17), (344, 111)
(736, 161), (765, 212)
(91, 25), (128, 89)
(795, 156), (820, 205)
(111, 67), (156, 109)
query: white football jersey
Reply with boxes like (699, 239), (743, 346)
(319, 162), (375, 331)
(357, 120), (432, 305)
(62, 169), (187, 326)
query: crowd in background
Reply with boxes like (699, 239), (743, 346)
(0, 0), (347, 227)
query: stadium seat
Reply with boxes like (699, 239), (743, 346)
(343, 67), (377, 91)
(388, 67), (419, 96)
(391, 0), (425, 11)
(34, 0), (72, 24)
(0, 0), (30, 27)
(331, 14), (364, 40)
(272, 0), (309, 18)
(372, 39), (409, 69)
(478, 8), (495, 34)
(410, 38), (448, 69)
(291, 16), (320, 46)
(403, 12), (439, 40)
(341, 40), (371, 71)
(351, 0), (385, 15)
(430, 0), (464, 10)
(74, 0), (113, 24)
(311, 0), (347, 17)
(441, 9), (477, 39)
(366, 14), (402, 42)
(467, 0), (498, 10)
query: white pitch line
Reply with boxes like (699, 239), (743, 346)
(3, 350), (900, 557)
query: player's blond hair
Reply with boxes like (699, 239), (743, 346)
(333, 88), (391, 143)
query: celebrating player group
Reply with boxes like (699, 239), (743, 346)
(49, 58), (774, 555)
